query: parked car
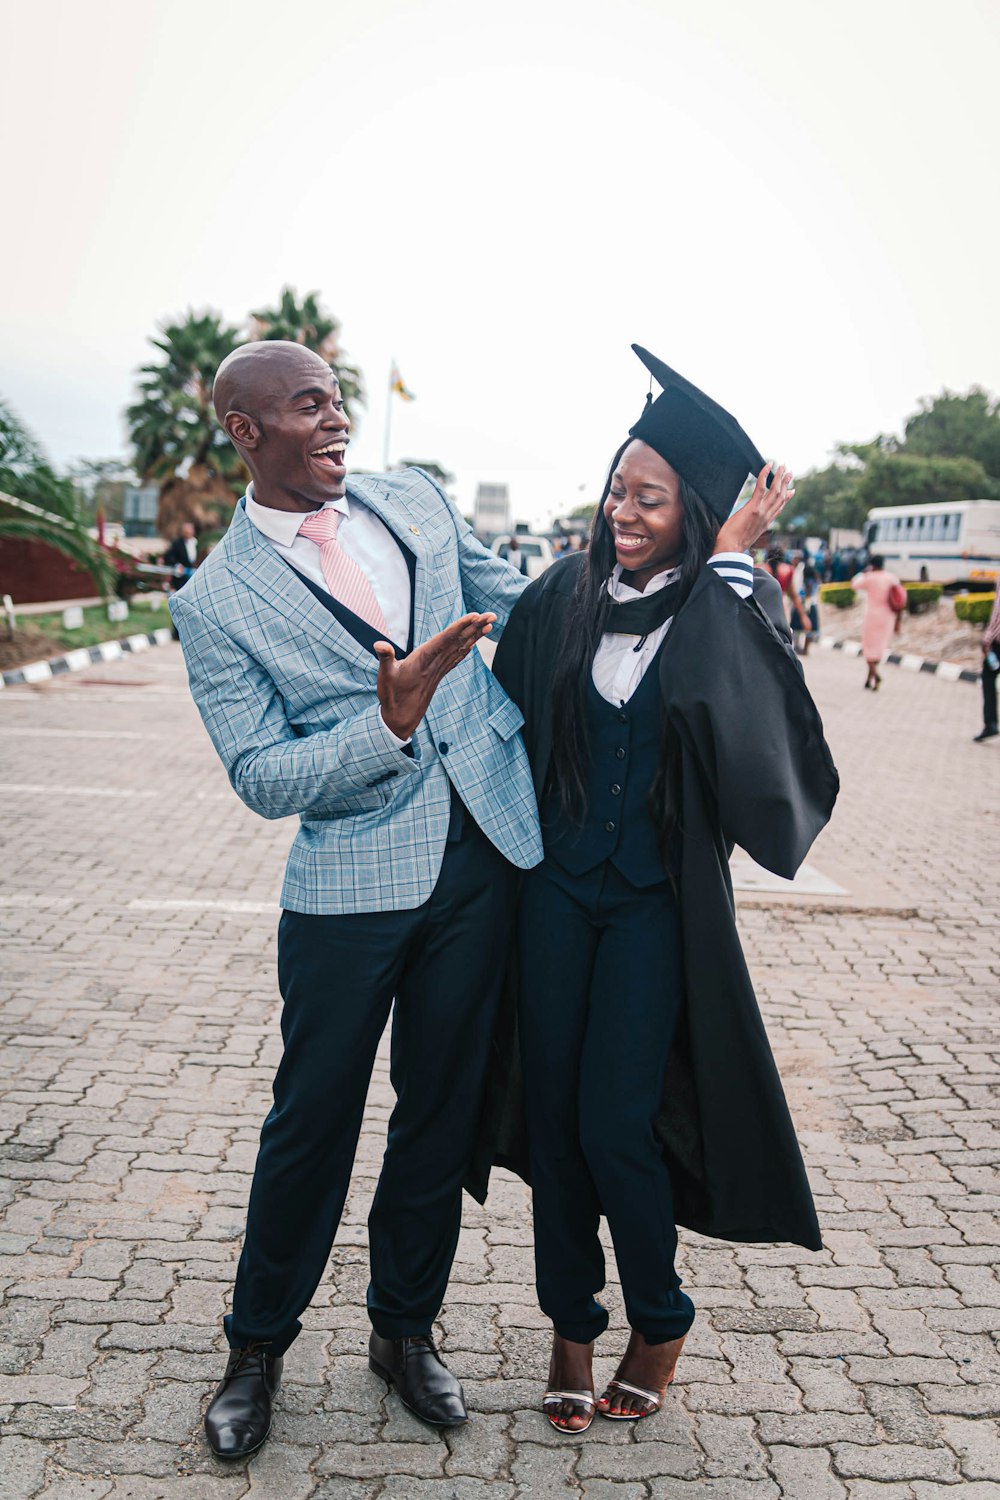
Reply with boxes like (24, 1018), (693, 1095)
(490, 533), (554, 580)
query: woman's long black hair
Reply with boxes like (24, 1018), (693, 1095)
(549, 438), (719, 847)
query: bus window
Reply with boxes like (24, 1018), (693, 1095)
(945, 513), (961, 542)
(931, 514), (945, 541)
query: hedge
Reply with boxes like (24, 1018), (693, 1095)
(903, 582), (943, 613)
(819, 584), (856, 608)
(954, 593), (997, 625)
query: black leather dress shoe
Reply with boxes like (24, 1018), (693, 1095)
(369, 1331), (467, 1427)
(974, 727), (998, 742)
(204, 1344), (283, 1459)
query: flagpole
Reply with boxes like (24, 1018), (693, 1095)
(382, 362), (393, 473)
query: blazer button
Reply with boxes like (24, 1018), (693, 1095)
(438, 741), (449, 755)
(616, 747), (626, 759)
(610, 784), (622, 796)
(604, 820), (616, 833)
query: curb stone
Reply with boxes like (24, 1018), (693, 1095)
(0, 627), (174, 688)
(818, 635), (980, 683)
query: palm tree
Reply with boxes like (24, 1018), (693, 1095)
(250, 286), (365, 419)
(0, 399), (117, 594)
(127, 310), (245, 534)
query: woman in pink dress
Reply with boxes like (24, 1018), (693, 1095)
(852, 556), (904, 690)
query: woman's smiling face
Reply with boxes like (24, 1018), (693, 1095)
(603, 440), (685, 592)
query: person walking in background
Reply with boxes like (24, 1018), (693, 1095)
(852, 554), (905, 690)
(163, 521), (199, 587)
(803, 555), (820, 641)
(975, 584), (1000, 741)
(764, 545), (810, 654)
(507, 535), (528, 575)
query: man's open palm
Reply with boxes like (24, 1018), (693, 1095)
(376, 613), (496, 740)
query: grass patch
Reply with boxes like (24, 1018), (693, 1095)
(0, 598), (170, 670)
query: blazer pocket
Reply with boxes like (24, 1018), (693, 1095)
(487, 697), (526, 742)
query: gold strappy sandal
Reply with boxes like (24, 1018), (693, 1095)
(599, 1376), (665, 1420)
(542, 1388), (596, 1434)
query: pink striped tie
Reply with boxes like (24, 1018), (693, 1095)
(297, 507), (388, 634)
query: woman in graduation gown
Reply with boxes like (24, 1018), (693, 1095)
(488, 345), (839, 1434)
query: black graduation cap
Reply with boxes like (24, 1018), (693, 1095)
(628, 344), (767, 522)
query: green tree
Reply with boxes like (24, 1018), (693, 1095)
(249, 286), (365, 419)
(126, 310), (245, 534)
(790, 458), (866, 534)
(902, 387), (1000, 476)
(0, 399), (117, 594)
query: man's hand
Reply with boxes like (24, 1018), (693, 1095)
(715, 463), (795, 556)
(375, 613), (496, 740)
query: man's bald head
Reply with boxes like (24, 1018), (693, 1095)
(212, 341), (333, 427)
(212, 341), (350, 511)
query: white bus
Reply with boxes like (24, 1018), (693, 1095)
(863, 500), (1000, 588)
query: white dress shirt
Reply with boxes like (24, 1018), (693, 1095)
(244, 484), (413, 747)
(184, 535), (198, 566)
(244, 484), (412, 649)
(592, 552), (754, 705)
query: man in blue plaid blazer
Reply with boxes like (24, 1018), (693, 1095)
(170, 343), (542, 1455)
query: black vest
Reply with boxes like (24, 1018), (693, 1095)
(541, 648), (668, 888)
(285, 543), (468, 842)
(287, 532), (416, 656)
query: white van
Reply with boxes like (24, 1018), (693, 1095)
(863, 500), (1000, 587)
(490, 533), (554, 581)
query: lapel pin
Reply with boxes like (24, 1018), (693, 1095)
(409, 525), (421, 535)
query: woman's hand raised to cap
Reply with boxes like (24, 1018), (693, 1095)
(714, 463), (795, 556)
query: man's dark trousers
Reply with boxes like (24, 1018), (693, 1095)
(982, 653), (998, 734)
(225, 803), (516, 1356)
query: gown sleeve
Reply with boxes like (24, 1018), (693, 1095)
(662, 568), (839, 879)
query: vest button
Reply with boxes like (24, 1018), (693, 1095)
(617, 711), (628, 723)
(438, 741), (449, 755)
(604, 820), (616, 833)
(610, 784), (622, 796)
(616, 747), (626, 759)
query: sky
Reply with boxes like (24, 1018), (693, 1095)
(2, 0), (999, 528)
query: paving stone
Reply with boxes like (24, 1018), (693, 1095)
(934, 1416), (1000, 1482)
(444, 1412), (511, 1479)
(0, 1434), (49, 1500)
(697, 1413), (769, 1478)
(831, 1442), (960, 1482)
(768, 1445), (847, 1499)
(576, 1441), (700, 1480)
(648, 1482), (779, 1499)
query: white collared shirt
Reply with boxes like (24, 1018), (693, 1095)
(244, 484), (412, 649)
(592, 552), (754, 705)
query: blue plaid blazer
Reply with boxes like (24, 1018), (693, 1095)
(169, 469), (543, 913)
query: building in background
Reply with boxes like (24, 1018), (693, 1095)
(474, 482), (511, 543)
(123, 485), (160, 539)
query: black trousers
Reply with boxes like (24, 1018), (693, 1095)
(225, 812), (516, 1355)
(517, 858), (695, 1346)
(982, 654), (998, 733)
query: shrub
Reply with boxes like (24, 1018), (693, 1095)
(954, 593), (997, 626)
(903, 582), (943, 613)
(819, 584), (856, 608)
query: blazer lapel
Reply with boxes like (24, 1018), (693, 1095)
(223, 503), (377, 675)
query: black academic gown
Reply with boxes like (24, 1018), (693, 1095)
(466, 553), (839, 1252)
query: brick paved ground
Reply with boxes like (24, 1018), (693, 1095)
(0, 643), (998, 1499)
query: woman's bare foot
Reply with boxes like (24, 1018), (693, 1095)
(543, 1331), (595, 1433)
(597, 1330), (686, 1418)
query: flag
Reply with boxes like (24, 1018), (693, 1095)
(390, 362), (416, 402)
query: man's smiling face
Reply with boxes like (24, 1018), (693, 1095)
(217, 344), (351, 511)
